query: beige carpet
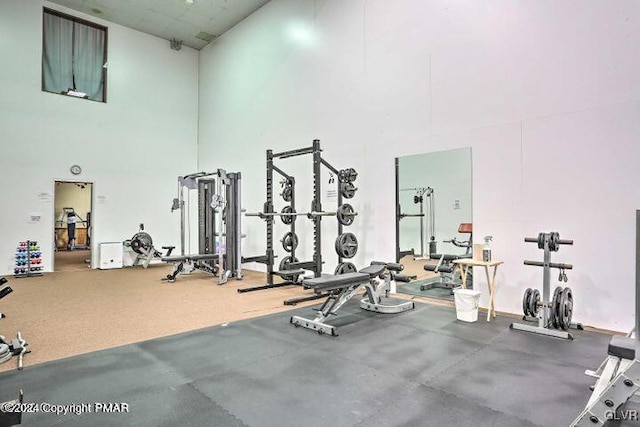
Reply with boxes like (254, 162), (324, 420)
(0, 265), (335, 372)
(53, 249), (91, 272)
(0, 262), (454, 373)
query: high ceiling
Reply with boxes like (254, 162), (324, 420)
(47, 0), (271, 50)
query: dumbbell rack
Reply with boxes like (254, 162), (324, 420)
(14, 241), (43, 278)
(510, 232), (583, 340)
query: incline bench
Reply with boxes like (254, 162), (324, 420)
(161, 254), (220, 283)
(290, 262), (415, 336)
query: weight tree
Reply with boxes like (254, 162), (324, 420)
(240, 139), (359, 305)
(510, 232), (583, 340)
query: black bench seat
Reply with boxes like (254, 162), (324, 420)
(608, 335), (635, 360)
(162, 253), (220, 262)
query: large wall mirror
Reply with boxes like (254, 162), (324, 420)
(395, 147), (473, 301)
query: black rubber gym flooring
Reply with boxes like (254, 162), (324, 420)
(0, 299), (611, 427)
(397, 279), (456, 301)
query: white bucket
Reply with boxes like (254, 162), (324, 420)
(453, 289), (481, 322)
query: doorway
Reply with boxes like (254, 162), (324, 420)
(53, 181), (93, 272)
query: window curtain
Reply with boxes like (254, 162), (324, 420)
(73, 21), (105, 102)
(42, 12), (105, 102)
(42, 13), (74, 94)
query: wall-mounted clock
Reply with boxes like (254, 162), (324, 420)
(70, 164), (82, 175)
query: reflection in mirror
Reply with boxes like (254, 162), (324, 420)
(395, 147), (473, 301)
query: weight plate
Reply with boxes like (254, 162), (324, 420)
(529, 289), (540, 317)
(347, 168), (358, 183)
(131, 232), (153, 254)
(340, 182), (356, 199)
(522, 288), (532, 317)
(334, 262), (357, 275)
(281, 184), (292, 202)
(336, 203), (356, 226)
(281, 206), (296, 225)
(549, 232), (560, 252)
(560, 287), (573, 331)
(281, 231), (298, 253)
(551, 286), (562, 329)
(279, 255), (300, 281)
(335, 232), (358, 259)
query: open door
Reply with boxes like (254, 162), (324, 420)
(53, 181), (93, 272)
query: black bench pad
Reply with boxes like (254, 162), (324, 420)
(359, 264), (385, 277)
(429, 253), (473, 261)
(424, 264), (454, 273)
(608, 335), (635, 360)
(162, 254), (220, 262)
(303, 272), (370, 291)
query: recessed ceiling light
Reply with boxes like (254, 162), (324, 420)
(185, 0), (194, 4)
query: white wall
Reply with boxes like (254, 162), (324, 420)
(198, 0), (640, 331)
(0, 1), (199, 273)
(398, 148), (472, 257)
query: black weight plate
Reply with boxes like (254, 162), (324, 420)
(281, 184), (292, 202)
(336, 203), (355, 226)
(334, 262), (357, 275)
(347, 168), (358, 182)
(281, 206), (296, 225)
(282, 231), (298, 253)
(560, 287), (573, 331)
(551, 286), (562, 329)
(340, 182), (356, 199)
(279, 255), (299, 281)
(335, 232), (358, 259)
(529, 289), (540, 317)
(522, 288), (532, 317)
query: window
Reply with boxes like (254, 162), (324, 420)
(42, 8), (107, 102)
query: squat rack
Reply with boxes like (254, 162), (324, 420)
(240, 139), (358, 304)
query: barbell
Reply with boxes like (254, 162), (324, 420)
(246, 204), (358, 226)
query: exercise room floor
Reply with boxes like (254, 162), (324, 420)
(1, 296), (612, 427)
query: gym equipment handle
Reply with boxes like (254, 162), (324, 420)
(524, 237), (573, 245)
(523, 260), (573, 269)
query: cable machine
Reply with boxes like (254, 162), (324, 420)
(162, 169), (243, 284)
(396, 185), (436, 261)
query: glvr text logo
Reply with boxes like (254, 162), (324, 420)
(605, 409), (639, 421)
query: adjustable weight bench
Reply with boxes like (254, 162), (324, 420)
(290, 262), (415, 336)
(572, 335), (640, 426)
(161, 254), (220, 283)
(422, 222), (473, 292)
